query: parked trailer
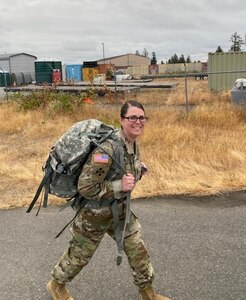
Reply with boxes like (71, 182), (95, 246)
(194, 62), (208, 80)
(194, 73), (208, 80)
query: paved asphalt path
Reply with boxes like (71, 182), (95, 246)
(0, 193), (246, 300)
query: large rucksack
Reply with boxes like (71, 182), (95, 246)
(26, 119), (130, 265)
(26, 119), (125, 214)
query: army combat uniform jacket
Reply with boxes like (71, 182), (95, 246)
(51, 129), (154, 289)
(78, 129), (142, 209)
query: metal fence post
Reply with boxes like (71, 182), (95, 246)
(111, 64), (118, 104)
(184, 63), (189, 113)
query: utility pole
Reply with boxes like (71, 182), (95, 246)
(102, 43), (105, 65)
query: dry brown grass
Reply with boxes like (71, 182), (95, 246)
(136, 103), (246, 198)
(1, 78), (246, 209)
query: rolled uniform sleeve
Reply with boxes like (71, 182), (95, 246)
(78, 141), (124, 201)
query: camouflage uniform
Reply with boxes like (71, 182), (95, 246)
(51, 129), (154, 290)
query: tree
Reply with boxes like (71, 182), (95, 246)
(167, 54), (191, 64)
(178, 54), (186, 63)
(167, 54), (177, 63)
(230, 32), (244, 52)
(186, 55), (191, 63)
(173, 54), (179, 63)
(135, 50), (140, 55)
(151, 52), (157, 65)
(215, 46), (223, 53)
(142, 48), (149, 58)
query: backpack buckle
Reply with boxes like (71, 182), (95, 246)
(56, 163), (67, 174)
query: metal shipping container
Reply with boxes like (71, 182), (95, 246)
(0, 71), (10, 87)
(149, 65), (159, 75)
(82, 67), (99, 81)
(35, 60), (62, 84)
(98, 63), (111, 75)
(66, 64), (82, 81)
(208, 52), (246, 91)
(83, 61), (98, 68)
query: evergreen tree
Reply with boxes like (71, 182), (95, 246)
(230, 32), (244, 52)
(135, 50), (140, 55)
(215, 46), (223, 53)
(167, 54), (192, 64)
(186, 55), (191, 63)
(151, 52), (157, 65)
(168, 53), (179, 64)
(179, 54), (186, 63)
(169, 54), (178, 63)
(174, 54), (179, 63)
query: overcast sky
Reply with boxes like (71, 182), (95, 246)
(1, 0), (246, 64)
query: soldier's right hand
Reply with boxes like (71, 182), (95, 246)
(122, 173), (135, 192)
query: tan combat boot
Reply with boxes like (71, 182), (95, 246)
(47, 279), (74, 300)
(140, 286), (171, 300)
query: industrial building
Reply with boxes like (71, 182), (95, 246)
(96, 53), (151, 78)
(97, 53), (151, 70)
(0, 53), (37, 81)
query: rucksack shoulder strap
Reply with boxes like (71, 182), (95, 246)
(26, 156), (52, 213)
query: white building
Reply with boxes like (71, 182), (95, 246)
(0, 52), (37, 80)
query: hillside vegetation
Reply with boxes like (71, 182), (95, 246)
(1, 78), (246, 210)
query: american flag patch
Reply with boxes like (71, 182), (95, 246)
(93, 154), (109, 164)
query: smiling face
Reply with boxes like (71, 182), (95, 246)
(120, 105), (146, 143)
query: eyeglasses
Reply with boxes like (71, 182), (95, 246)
(123, 115), (148, 123)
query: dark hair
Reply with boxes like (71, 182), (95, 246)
(120, 100), (145, 117)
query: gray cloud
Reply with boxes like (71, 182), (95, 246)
(0, 0), (245, 63)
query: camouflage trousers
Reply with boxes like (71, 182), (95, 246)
(51, 203), (154, 289)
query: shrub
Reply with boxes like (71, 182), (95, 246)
(15, 89), (97, 115)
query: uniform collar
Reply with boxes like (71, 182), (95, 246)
(119, 129), (136, 154)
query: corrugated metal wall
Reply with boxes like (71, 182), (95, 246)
(158, 62), (203, 73)
(126, 63), (204, 77)
(35, 61), (62, 84)
(126, 65), (149, 76)
(10, 54), (36, 80)
(98, 54), (150, 67)
(96, 62), (208, 78)
(82, 67), (99, 81)
(66, 64), (82, 81)
(208, 52), (246, 91)
(0, 72), (11, 87)
(0, 60), (10, 72)
(0, 54), (36, 81)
